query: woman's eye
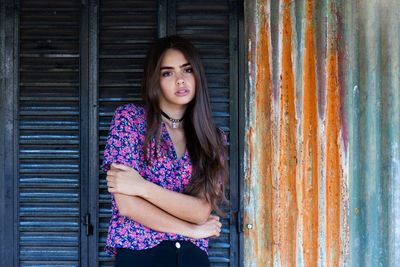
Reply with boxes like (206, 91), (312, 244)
(161, 71), (172, 77)
(184, 67), (193, 73)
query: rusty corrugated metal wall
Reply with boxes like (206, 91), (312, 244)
(243, 0), (399, 266)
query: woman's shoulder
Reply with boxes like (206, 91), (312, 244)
(113, 103), (146, 125)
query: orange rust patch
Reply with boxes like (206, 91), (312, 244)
(254, 1), (273, 266)
(244, 1), (274, 266)
(325, 11), (341, 267)
(300, 1), (319, 266)
(275, 0), (298, 266)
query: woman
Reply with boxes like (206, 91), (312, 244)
(102, 35), (228, 267)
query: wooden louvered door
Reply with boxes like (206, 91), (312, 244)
(18, 1), (82, 266)
(97, 1), (160, 266)
(6, 0), (240, 266)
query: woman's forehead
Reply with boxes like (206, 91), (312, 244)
(160, 49), (190, 67)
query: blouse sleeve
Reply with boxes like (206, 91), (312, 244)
(100, 105), (138, 173)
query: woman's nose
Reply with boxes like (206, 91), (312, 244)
(176, 75), (185, 85)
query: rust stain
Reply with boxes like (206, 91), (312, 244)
(254, 1), (273, 266)
(325, 2), (341, 266)
(275, 0), (298, 265)
(244, 1), (273, 266)
(300, 1), (319, 265)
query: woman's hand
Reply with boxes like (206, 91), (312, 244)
(106, 163), (147, 196)
(190, 215), (222, 239)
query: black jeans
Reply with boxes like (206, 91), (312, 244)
(114, 240), (210, 267)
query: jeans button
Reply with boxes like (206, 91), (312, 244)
(175, 241), (181, 249)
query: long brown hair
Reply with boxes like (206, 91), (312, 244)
(141, 35), (228, 215)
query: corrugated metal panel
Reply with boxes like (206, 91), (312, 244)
(243, 0), (399, 266)
(97, 1), (159, 266)
(18, 0), (81, 266)
(175, 1), (236, 266)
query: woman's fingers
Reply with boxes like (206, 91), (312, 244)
(107, 187), (115, 193)
(195, 216), (223, 238)
(111, 163), (132, 171)
(106, 169), (117, 176)
(205, 214), (222, 237)
(212, 218), (222, 237)
(107, 180), (115, 190)
(107, 180), (115, 193)
(209, 214), (220, 221)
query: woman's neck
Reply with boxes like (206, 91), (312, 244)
(159, 104), (187, 129)
(159, 104), (187, 121)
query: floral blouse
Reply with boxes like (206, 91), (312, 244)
(101, 103), (208, 255)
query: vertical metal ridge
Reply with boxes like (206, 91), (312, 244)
(362, 1), (385, 265)
(276, 1), (298, 265)
(344, 1), (362, 266)
(270, 0), (280, 101)
(299, 1), (319, 266)
(243, 0), (273, 266)
(380, 2), (400, 266)
(325, 1), (342, 266)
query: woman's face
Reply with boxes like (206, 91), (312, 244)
(159, 49), (196, 111)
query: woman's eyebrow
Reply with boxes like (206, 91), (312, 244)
(180, 63), (191, 68)
(160, 63), (191, 70)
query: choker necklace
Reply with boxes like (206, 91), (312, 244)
(160, 110), (184, 129)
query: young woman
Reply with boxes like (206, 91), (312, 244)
(102, 35), (228, 267)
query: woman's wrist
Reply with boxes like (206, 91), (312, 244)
(184, 223), (200, 239)
(138, 178), (152, 198)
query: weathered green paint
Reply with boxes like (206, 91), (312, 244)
(346, 1), (400, 266)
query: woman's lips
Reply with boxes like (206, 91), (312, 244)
(175, 88), (189, 96)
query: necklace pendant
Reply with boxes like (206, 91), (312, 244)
(172, 121), (179, 129)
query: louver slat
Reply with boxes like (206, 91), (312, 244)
(19, 1), (81, 266)
(98, 1), (159, 266)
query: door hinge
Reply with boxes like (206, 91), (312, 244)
(235, 210), (244, 233)
(83, 213), (94, 236)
